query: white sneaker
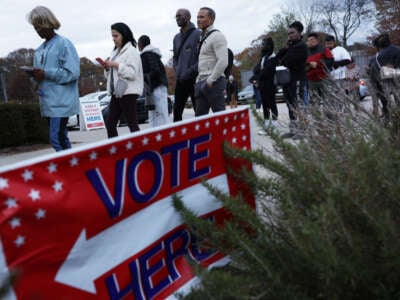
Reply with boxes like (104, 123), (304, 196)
(258, 129), (268, 135)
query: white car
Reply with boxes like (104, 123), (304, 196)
(237, 85), (255, 104)
(67, 91), (110, 128)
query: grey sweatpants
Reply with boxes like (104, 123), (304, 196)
(194, 77), (227, 116)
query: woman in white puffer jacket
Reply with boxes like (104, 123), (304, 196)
(102, 22), (144, 138)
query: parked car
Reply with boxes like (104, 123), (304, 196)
(237, 84), (286, 105)
(237, 85), (254, 104)
(275, 86), (285, 103)
(67, 91), (109, 128)
(99, 93), (148, 126)
(67, 114), (79, 128)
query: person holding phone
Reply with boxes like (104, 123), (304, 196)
(27, 6), (80, 151)
(100, 22), (143, 138)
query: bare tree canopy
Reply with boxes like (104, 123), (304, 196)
(282, 0), (320, 34)
(316, 0), (374, 47)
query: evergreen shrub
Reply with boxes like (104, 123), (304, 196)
(0, 103), (48, 148)
(174, 80), (400, 299)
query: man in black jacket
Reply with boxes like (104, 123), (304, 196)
(276, 21), (308, 138)
(368, 33), (400, 119)
(173, 9), (201, 121)
(138, 35), (170, 127)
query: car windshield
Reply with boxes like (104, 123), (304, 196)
(240, 85), (253, 93)
(80, 91), (107, 101)
(98, 93), (108, 100)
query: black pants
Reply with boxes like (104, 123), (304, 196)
(106, 94), (139, 138)
(259, 83), (277, 120)
(283, 80), (299, 120)
(374, 80), (389, 116)
(173, 79), (195, 122)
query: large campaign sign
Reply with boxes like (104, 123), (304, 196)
(0, 108), (253, 299)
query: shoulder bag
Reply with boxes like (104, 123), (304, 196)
(376, 53), (400, 79)
(274, 65), (291, 86)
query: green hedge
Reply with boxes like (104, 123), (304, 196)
(0, 103), (48, 148)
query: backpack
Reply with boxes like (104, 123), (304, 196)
(225, 48), (234, 77)
(198, 30), (234, 78)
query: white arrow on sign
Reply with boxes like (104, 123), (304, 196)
(55, 174), (228, 294)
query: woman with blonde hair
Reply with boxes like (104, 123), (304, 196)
(27, 6), (80, 151)
(99, 22), (144, 138)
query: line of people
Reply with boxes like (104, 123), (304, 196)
(252, 21), (400, 138)
(28, 5), (232, 151)
(27, 5), (400, 152)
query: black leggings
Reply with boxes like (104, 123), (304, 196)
(106, 94), (139, 138)
(260, 84), (278, 120)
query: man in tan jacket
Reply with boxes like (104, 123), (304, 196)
(195, 7), (228, 116)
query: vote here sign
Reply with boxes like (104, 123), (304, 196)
(80, 100), (105, 131)
(0, 108), (254, 299)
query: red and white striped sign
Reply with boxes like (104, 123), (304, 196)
(0, 108), (253, 299)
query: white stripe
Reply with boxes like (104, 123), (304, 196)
(0, 238), (17, 300)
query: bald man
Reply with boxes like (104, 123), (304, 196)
(172, 8), (201, 121)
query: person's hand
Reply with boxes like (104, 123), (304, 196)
(309, 61), (318, 69)
(206, 81), (213, 88)
(104, 60), (118, 69)
(33, 68), (45, 82)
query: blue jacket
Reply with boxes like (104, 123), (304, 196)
(34, 34), (80, 118)
(173, 23), (201, 81)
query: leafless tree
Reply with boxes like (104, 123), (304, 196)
(282, 0), (321, 34)
(316, 0), (374, 47)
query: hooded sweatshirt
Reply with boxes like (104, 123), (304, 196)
(140, 44), (168, 91)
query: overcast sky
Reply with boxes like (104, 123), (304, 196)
(0, 0), (285, 63)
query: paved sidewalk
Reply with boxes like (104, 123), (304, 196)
(0, 98), (375, 168)
(0, 106), (289, 168)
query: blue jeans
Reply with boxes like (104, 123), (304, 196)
(48, 117), (71, 151)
